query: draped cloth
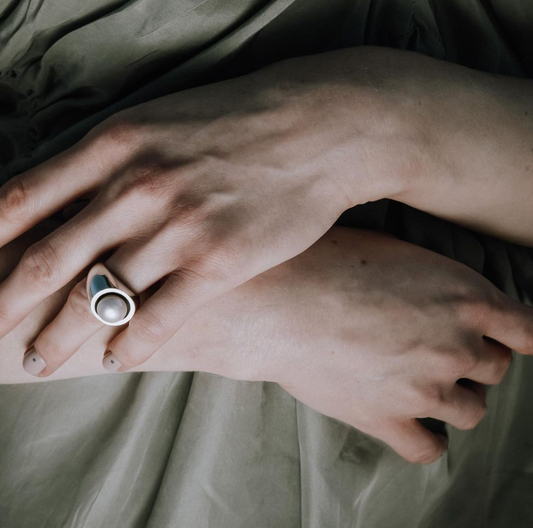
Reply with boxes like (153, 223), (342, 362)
(1, 1), (533, 526)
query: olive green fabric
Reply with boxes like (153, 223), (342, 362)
(1, 1), (533, 527)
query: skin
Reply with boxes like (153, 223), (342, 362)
(0, 47), (531, 377)
(0, 46), (532, 464)
(2, 220), (533, 465)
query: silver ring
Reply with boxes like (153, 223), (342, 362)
(86, 262), (138, 326)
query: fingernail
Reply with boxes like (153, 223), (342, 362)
(103, 350), (122, 372)
(23, 346), (46, 376)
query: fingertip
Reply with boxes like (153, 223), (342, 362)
(22, 347), (47, 377)
(102, 350), (123, 372)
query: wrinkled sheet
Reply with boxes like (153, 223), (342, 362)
(1, 1), (533, 527)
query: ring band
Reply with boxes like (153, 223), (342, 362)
(86, 262), (138, 326)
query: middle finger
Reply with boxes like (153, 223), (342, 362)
(20, 221), (193, 376)
(23, 276), (161, 377)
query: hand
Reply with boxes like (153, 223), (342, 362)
(0, 49), (411, 375)
(208, 227), (531, 464)
(4, 223), (533, 465)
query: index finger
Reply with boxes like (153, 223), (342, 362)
(0, 123), (117, 247)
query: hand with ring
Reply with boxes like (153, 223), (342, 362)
(0, 49), (405, 376)
(2, 223), (533, 464)
(1, 45), (533, 382)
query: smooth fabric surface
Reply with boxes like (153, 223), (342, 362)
(1, 1), (533, 527)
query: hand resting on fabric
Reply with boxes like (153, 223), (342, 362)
(2, 220), (533, 464)
(1, 46), (532, 377)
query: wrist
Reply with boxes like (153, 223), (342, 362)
(249, 48), (421, 210)
(281, 46), (428, 207)
(335, 46), (432, 205)
(360, 46), (533, 247)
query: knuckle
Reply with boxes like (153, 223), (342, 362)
(166, 192), (218, 236)
(69, 284), (98, 325)
(102, 159), (171, 206)
(20, 240), (62, 288)
(486, 288), (507, 312)
(0, 177), (33, 224)
(170, 189), (207, 222)
(416, 384), (446, 415)
(456, 296), (489, 328)
(130, 310), (170, 344)
(0, 304), (16, 328)
(33, 338), (68, 363)
(449, 276), (491, 324)
(123, 161), (170, 202)
(445, 349), (478, 379)
(98, 113), (143, 154)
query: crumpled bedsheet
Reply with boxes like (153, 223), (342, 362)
(1, 1), (533, 527)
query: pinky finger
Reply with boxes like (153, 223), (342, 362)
(102, 270), (206, 371)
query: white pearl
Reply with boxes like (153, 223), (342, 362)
(96, 294), (128, 323)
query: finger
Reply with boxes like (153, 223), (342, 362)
(0, 193), (156, 339)
(369, 419), (448, 464)
(0, 132), (108, 247)
(102, 263), (229, 371)
(100, 219), (239, 371)
(22, 228), (183, 376)
(22, 223), (193, 376)
(22, 276), (162, 377)
(428, 382), (487, 431)
(22, 278), (104, 377)
(467, 336), (512, 385)
(484, 292), (533, 355)
(18, 210), (203, 376)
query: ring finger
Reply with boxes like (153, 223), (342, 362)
(21, 224), (189, 377)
